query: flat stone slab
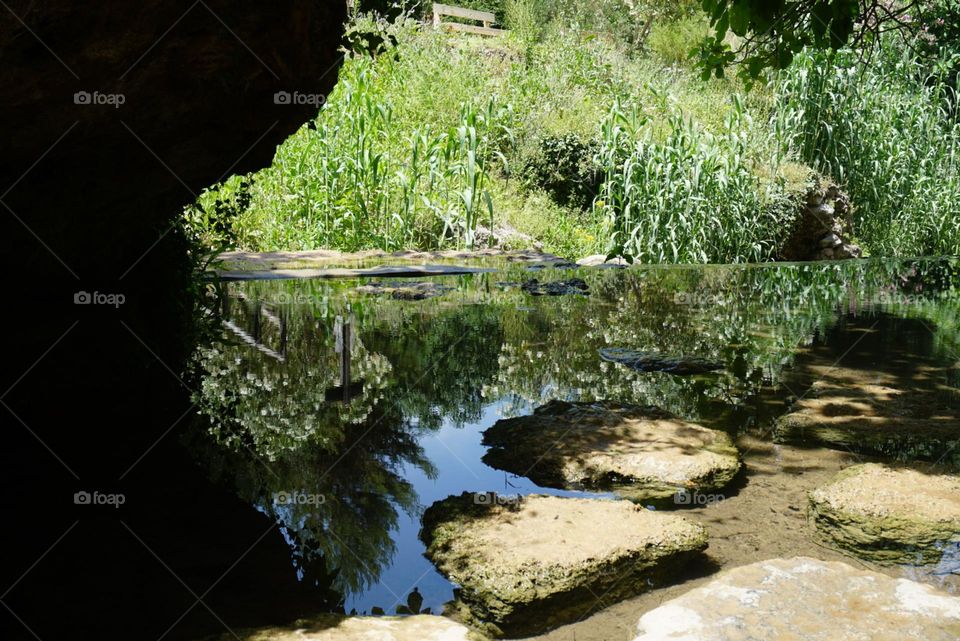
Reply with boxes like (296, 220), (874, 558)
(810, 463), (960, 566)
(633, 557), (960, 640)
(774, 359), (960, 464)
(354, 281), (453, 300)
(520, 277), (589, 296)
(599, 347), (724, 375)
(421, 492), (707, 637)
(197, 614), (485, 640)
(481, 400), (740, 502)
(215, 248), (568, 279)
(217, 263), (494, 281)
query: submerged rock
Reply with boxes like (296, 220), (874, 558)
(482, 400), (740, 502)
(421, 493), (707, 637)
(774, 362), (960, 464)
(633, 557), (960, 641)
(520, 278), (589, 296)
(198, 614), (485, 641)
(599, 347), (724, 375)
(354, 281), (453, 300)
(809, 463), (960, 566)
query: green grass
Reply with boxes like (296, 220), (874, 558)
(188, 10), (960, 263)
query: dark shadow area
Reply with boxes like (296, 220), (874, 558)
(1, 3), (346, 640)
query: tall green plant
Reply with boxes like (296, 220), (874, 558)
(596, 94), (792, 263)
(775, 42), (960, 257)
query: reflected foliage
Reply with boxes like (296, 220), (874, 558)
(189, 257), (960, 606)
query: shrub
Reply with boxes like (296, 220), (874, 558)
(519, 134), (602, 210)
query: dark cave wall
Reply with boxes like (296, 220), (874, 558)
(1, 6), (348, 640)
(2, 0), (345, 282)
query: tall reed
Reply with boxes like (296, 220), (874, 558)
(775, 43), (960, 256)
(595, 95), (794, 263)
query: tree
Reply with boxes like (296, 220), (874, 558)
(697, 1), (929, 80)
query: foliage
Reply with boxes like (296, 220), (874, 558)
(595, 95), (797, 263)
(647, 14), (712, 65)
(234, 24), (511, 251)
(518, 133), (603, 210)
(775, 42), (960, 256)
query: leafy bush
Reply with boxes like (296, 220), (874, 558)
(596, 96), (795, 263)
(647, 15), (710, 66)
(519, 134), (602, 210)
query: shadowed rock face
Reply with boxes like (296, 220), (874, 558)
(3, 0), (345, 287)
(1, 5), (347, 641)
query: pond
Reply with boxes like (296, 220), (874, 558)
(188, 257), (960, 636)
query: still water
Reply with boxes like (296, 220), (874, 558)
(188, 257), (960, 626)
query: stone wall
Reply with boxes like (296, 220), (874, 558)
(779, 178), (862, 261)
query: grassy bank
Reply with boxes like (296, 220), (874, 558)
(187, 8), (960, 262)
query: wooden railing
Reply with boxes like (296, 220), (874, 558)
(432, 3), (505, 37)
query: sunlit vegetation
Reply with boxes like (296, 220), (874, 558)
(186, 1), (960, 262)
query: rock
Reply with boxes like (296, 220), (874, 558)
(819, 233), (842, 248)
(633, 557), (960, 641)
(521, 278), (590, 296)
(576, 254), (629, 267)
(835, 243), (862, 259)
(5, 1), (346, 287)
(355, 281), (453, 300)
(421, 493), (707, 637)
(599, 347), (724, 375)
(470, 223), (544, 251)
(197, 614), (485, 641)
(809, 463), (960, 566)
(481, 400), (740, 502)
(779, 178), (860, 261)
(774, 349), (960, 465)
(810, 203), (836, 218)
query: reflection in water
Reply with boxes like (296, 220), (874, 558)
(188, 257), (960, 615)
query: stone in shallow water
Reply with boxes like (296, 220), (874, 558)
(354, 281), (453, 300)
(774, 362), (960, 464)
(599, 347), (724, 375)
(421, 493), (707, 637)
(481, 400), (740, 502)
(198, 614), (485, 640)
(809, 463), (960, 566)
(633, 557), (960, 641)
(520, 277), (589, 296)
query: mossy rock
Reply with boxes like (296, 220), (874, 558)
(481, 400), (740, 503)
(809, 463), (960, 566)
(420, 492), (708, 637)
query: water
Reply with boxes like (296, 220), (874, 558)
(188, 257), (960, 629)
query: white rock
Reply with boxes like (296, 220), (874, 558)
(633, 557), (960, 641)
